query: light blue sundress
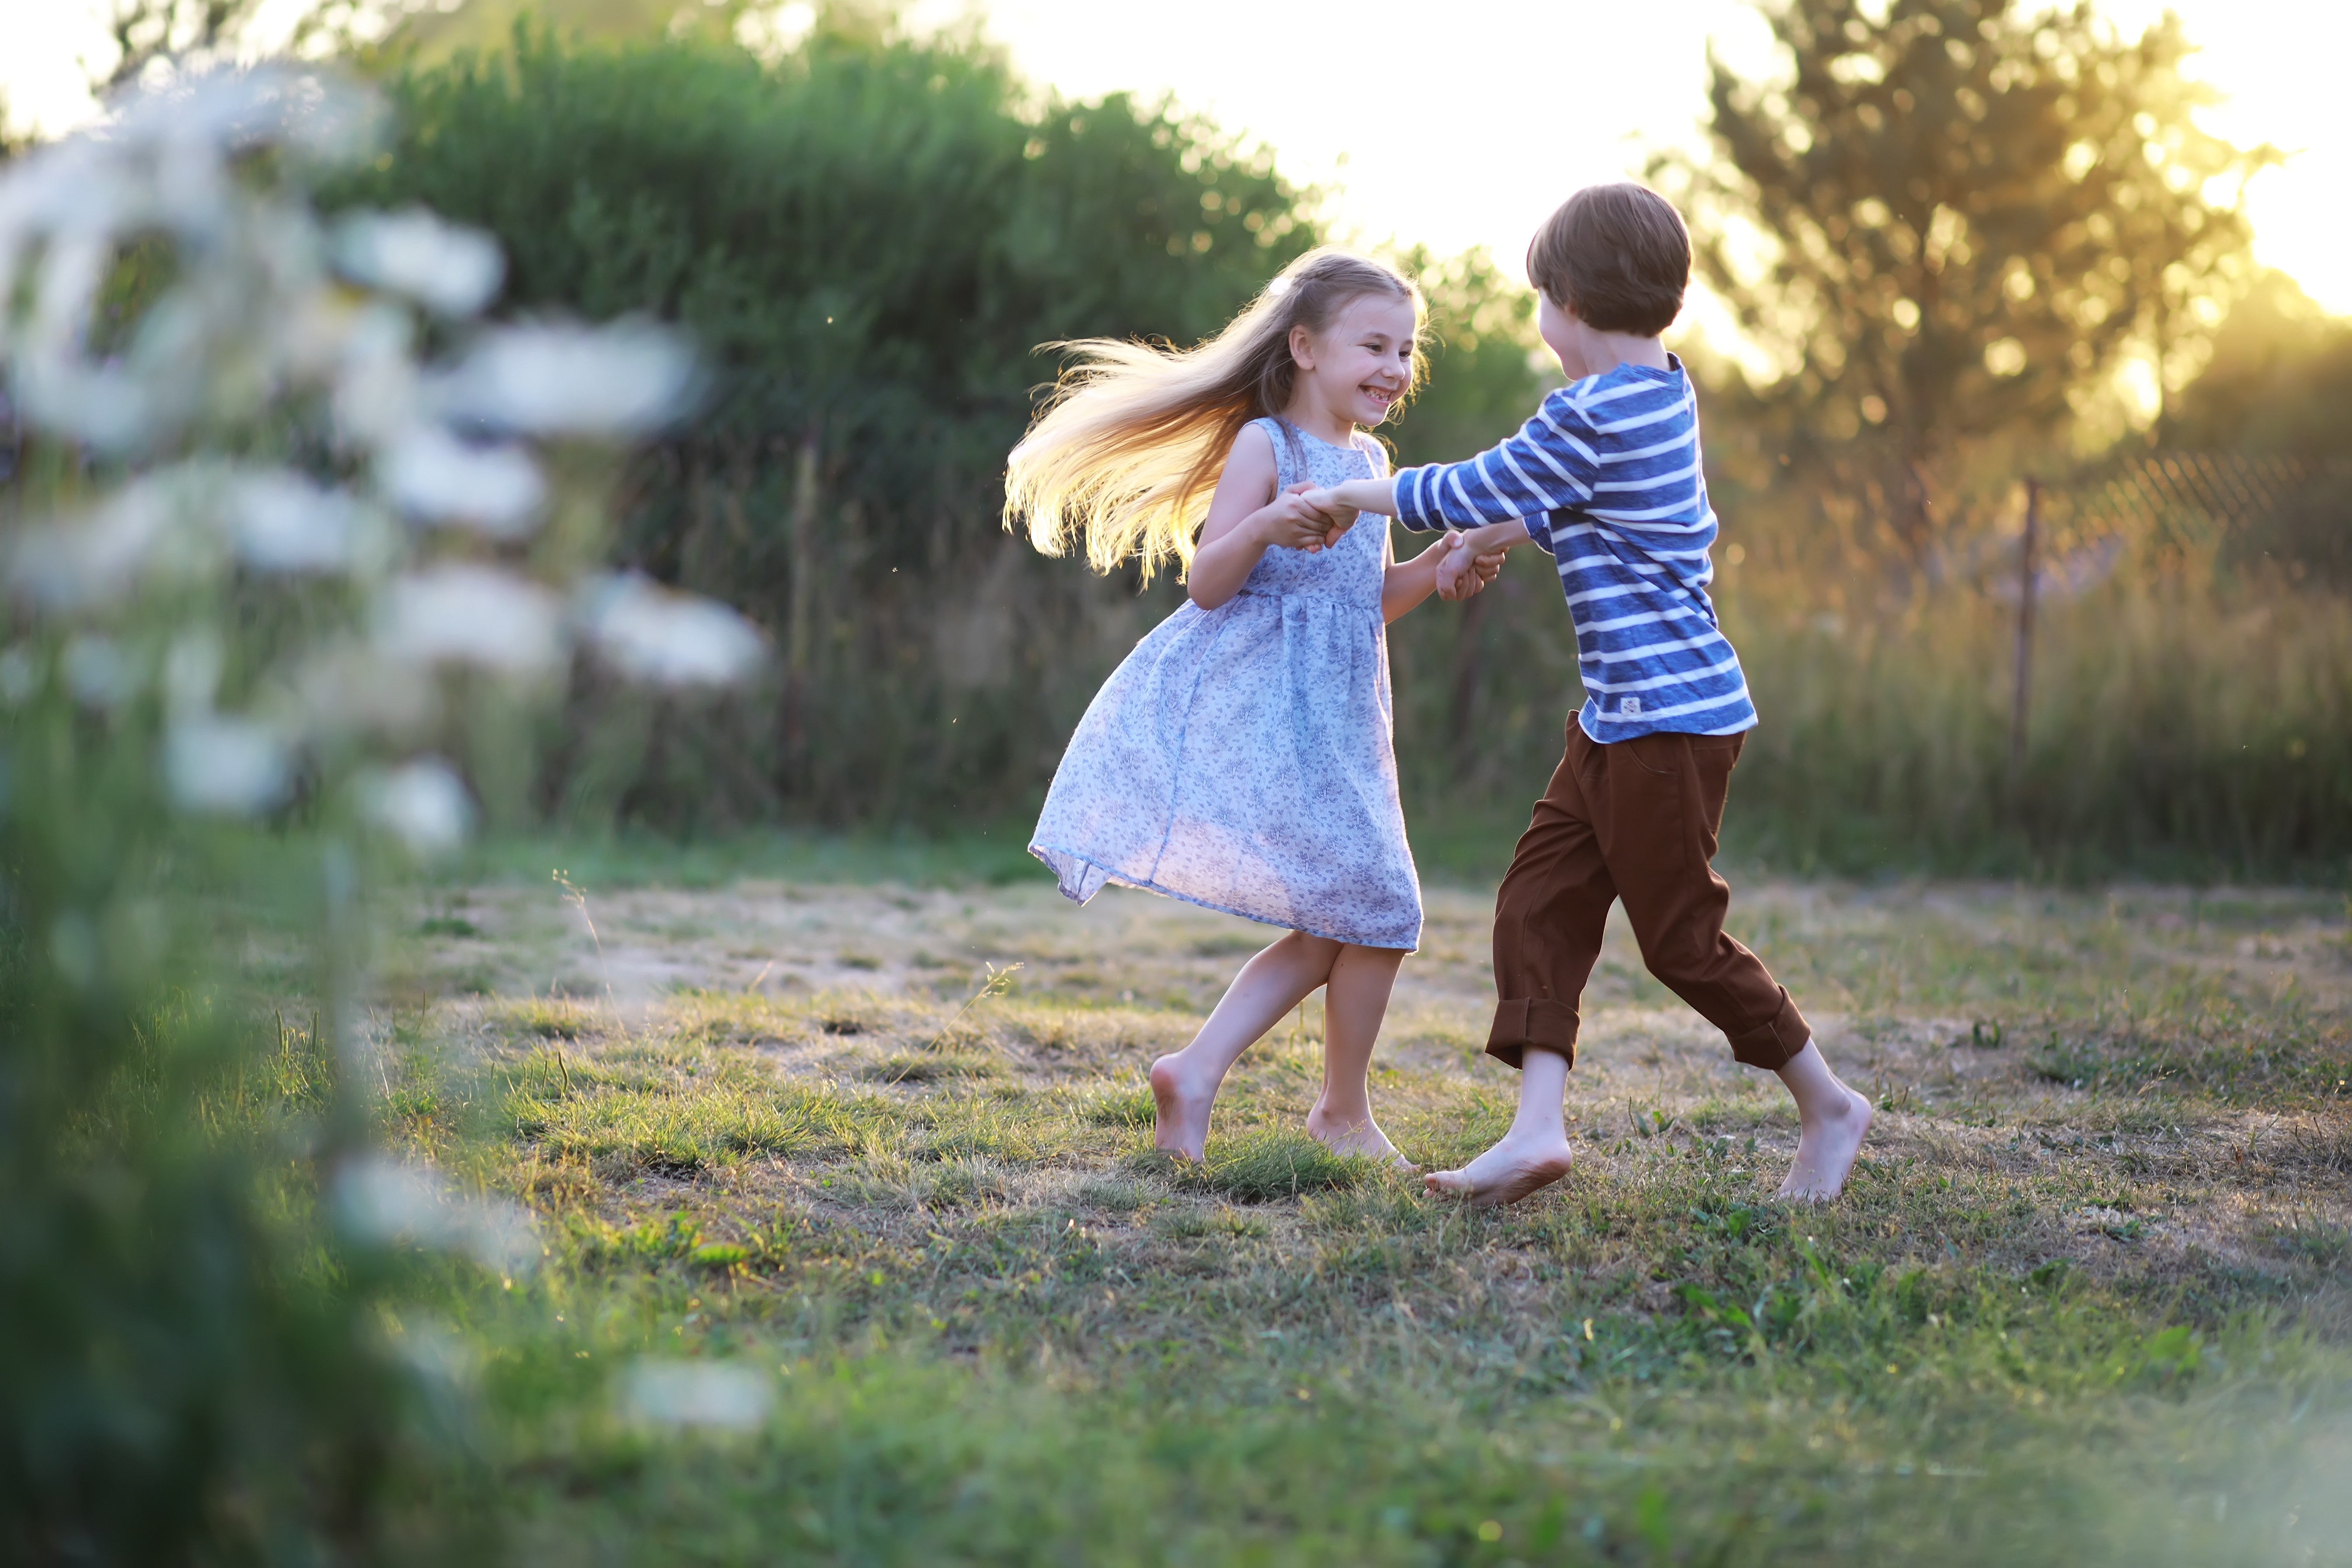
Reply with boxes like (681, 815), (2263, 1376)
(1029, 417), (1423, 950)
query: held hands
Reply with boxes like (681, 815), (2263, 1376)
(1435, 532), (1508, 601)
(1259, 482), (1354, 553)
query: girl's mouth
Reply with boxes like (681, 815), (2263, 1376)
(1361, 385), (1399, 407)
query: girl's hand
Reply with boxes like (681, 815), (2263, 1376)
(1258, 482), (1351, 553)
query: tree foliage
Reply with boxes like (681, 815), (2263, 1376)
(1662, 0), (2269, 559)
(2167, 272), (2352, 588)
(330, 19), (1544, 828)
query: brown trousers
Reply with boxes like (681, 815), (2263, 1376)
(1485, 723), (1810, 1073)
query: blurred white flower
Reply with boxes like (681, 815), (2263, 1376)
(437, 320), (697, 437)
(231, 470), (380, 573)
(378, 424), (546, 537)
(113, 65), (376, 164)
(12, 233), (164, 452)
(332, 207), (504, 317)
(165, 714), (290, 816)
(619, 1360), (774, 1433)
(384, 1315), (477, 1392)
(62, 635), (136, 707)
(9, 491), (169, 610)
(374, 564), (562, 673)
(334, 1155), (540, 1276)
(577, 574), (766, 687)
(361, 757), (475, 854)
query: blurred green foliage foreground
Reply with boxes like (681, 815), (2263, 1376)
(298, 0), (2352, 880)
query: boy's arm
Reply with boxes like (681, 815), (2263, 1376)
(1317, 476), (1398, 518)
(1387, 396), (1599, 534)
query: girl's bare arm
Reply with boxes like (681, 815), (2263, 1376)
(1381, 532), (1468, 623)
(1188, 425), (1346, 611)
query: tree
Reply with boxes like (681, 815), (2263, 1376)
(1659, 0), (2270, 561)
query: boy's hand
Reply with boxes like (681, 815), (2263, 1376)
(1259, 482), (1352, 553)
(1436, 534), (1507, 600)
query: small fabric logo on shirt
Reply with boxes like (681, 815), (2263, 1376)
(1621, 696), (1643, 715)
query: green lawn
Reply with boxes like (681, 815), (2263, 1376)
(374, 855), (2352, 1564)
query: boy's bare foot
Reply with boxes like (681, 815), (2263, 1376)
(1305, 1106), (1415, 1169)
(1776, 1086), (1872, 1201)
(1148, 1054), (1217, 1161)
(1423, 1131), (1574, 1208)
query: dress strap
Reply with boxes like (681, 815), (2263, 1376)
(1252, 415), (1304, 492)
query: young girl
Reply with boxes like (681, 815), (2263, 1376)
(1005, 248), (1496, 1164)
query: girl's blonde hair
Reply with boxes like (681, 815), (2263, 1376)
(1004, 247), (1424, 581)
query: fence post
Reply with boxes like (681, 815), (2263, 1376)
(783, 433), (819, 764)
(2008, 476), (2040, 794)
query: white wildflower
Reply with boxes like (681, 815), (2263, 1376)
(374, 564), (563, 674)
(361, 757), (475, 855)
(378, 424), (546, 537)
(332, 207), (504, 317)
(436, 320), (697, 437)
(231, 470), (382, 574)
(334, 1155), (540, 1276)
(165, 714), (290, 816)
(577, 573), (765, 687)
(61, 635), (136, 707)
(619, 1360), (774, 1434)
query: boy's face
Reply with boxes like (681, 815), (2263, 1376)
(1292, 293), (1418, 426)
(1538, 292), (1600, 382)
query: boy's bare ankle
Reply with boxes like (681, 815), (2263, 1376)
(1424, 1127), (1574, 1208)
(1776, 1084), (1871, 1203)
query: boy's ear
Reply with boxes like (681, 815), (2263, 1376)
(1288, 323), (1316, 369)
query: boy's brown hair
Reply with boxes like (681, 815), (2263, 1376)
(1525, 183), (1690, 337)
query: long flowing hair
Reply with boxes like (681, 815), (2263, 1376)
(1003, 247), (1424, 581)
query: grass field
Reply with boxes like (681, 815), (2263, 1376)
(369, 852), (2352, 1564)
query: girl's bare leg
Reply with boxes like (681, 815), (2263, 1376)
(1303, 943), (1410, 1165)
(1149, 931), (1340, 1160)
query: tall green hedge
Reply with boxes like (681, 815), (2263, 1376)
(331, 21), (1550, 832)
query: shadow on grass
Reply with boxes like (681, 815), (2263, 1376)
(1187, 1129), (1384, 1204)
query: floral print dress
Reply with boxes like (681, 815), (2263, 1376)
(1029, 417), (1422, 950)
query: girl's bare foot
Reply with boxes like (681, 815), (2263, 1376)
(1148, 1054), (1217, 1161)
(1305, 1105), (1415, 1169)
(1424, 1131), (1574, 1208)
(1776, 1086), (1872, 1201)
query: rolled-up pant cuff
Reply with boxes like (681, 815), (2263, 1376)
(1486, 998), (1582, 1070)
(1726, 986), (1811, 1070)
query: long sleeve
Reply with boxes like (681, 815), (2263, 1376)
(1392, 388), (1602, 535)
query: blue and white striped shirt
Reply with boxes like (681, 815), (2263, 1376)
(1395, 357), (1756, 744)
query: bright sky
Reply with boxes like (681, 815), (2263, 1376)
(4, 0), (2348, 318)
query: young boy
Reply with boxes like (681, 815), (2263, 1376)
(1309, 182), (1871, 1206)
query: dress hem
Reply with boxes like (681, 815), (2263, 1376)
(1027, 842), (1418, 953)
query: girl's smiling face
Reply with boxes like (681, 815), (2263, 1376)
(1288, 292), (1419, 430)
